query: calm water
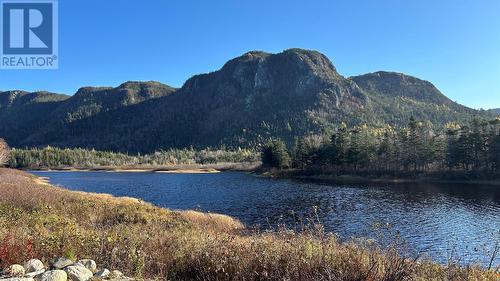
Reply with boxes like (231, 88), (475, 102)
(32, 171), (500, 266)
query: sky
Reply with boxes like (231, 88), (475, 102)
(0, 0), (499, 109)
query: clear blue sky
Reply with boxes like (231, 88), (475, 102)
(1, 0), (499, 109)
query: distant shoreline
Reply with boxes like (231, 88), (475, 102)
(30, 167), (221, 174)
(23, 162), (260, 174)
(25, 164), (500, 186)
(261, 169), (500, 187)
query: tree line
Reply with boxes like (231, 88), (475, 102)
(262, 118), (500, 178)
(7, 147), (259, 169)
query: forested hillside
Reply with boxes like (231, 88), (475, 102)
(0, 49), (493, 152)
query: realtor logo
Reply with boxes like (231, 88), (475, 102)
(1, 0), (58, 69)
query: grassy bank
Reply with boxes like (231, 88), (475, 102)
(0, 168), (498, 280)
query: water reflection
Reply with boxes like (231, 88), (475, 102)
(32, 171), (500, 267)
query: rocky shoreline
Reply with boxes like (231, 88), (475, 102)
(1, 258), (134, 281)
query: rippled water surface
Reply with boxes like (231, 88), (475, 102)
(32, 171), (500, 266)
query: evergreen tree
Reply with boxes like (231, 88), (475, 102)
(377, 126), (396, 172)
(488, 119), (500, 171)
(469, 119), (487, 170)
(329, 123), (349, 167)
(490, 134), (500, 171)
(293, 135), (325, 168)
(261, 139), (291, 169)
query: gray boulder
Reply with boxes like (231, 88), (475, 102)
(94, 268), (110, 278)
(3, 264), (25, 277)
(75, 260), (96, 273)
(63, 266), (92, 281)
(24, 259), (44, 273)
(38, 270), (67, 281)
(52, 258), (73, 270)
(25, 269), (45, 278)
(110, 270), (123, 278)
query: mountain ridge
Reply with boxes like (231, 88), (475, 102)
(489, 108), (500, 115)
(0, 48), (492, 152)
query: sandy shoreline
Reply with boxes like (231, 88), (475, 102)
(23, 162), (260, 174)
(30, 167), (222, 174)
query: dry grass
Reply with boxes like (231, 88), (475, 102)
(0, 168), (498, 280)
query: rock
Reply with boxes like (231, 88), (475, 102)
(25, 269), (45, 278)
(52, 258), (74, 270)
(110, 270), (123, 278)
(94, 268), (110, 278)
(0, 278), (34, 281)
(24, 259), (44, 273)
(63, 266), (92, 281)
(75, 260), (96, 273)
(38, 270), (67, 281)
(3, 264), (25, 277)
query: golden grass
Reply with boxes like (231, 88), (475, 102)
(0, 168), (498, 280)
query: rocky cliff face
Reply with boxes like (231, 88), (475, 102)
(152, 49), (371, 148)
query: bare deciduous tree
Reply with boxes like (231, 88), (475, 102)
(0, 138), (10, 166)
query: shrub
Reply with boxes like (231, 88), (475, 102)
(0, 138), (9, 167)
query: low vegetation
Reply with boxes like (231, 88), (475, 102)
(0, 138), (8, 167)
(8, 147), (259, 170)
(0, 168), (498, 280)
(263, 118), (500, 181)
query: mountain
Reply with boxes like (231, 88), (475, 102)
(0, 49), (491, 152)
(0, 90), (70, 144)
(489, 108), (500, 115)
(0, 82), (176, 148)
(350, 71), (480, 124)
